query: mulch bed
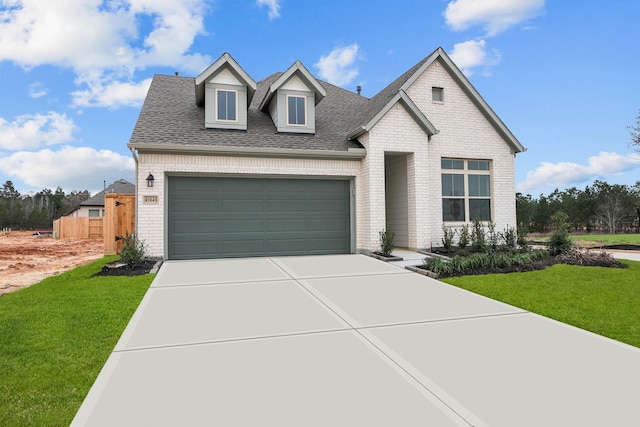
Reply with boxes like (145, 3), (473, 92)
(95, 260), (159, 277)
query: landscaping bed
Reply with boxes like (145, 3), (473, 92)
(96, 259), (160, 277)
(417, 249), (626, 278)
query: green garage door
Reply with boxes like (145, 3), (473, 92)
(167, 177), (351, 259)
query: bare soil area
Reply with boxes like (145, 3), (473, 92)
(0, 231), (103, 296)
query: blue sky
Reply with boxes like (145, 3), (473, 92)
(1, 0), (639, 197)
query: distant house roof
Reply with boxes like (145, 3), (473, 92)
(128, 47), (525, 155)
(81, 179), (135, 207)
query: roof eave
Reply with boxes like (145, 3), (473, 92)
(128, 143), (366, 160)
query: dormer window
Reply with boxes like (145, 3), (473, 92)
(217, 89), (237, 122)
(287, 95), (306, 126)
(195, 53), (257, 131)
(259, 61), (326, 135)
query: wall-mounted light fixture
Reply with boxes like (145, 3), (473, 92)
(146, 173), (155, 188)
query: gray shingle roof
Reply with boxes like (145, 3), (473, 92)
(81, 179), (135, 206)
(129, 72), (369, 152)
(128, 48), (524, 154)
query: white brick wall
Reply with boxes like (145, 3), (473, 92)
(360, 104), (429, 249)
(136, 153), (361, 257)
(405, 57), (518, 248)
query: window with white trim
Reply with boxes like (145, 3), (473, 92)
(88, 209), (102, 217)
(287, 95), (306, 125)
(441, 159), (491, 222)
(216, 89), (237, 121)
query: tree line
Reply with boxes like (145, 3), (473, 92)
(517, 180), (640, 234)
(0, 181), (90, 230)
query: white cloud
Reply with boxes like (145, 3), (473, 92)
(444, 0), (545, 36)
(0, 0), (211, 109)
(0, 112), (76, 150)
(314, 44), (360, 87)
(449, 39), (500, 76)
(71, 78), (153, 109)
(28, 82), (48, 98)
(0, 145), (134, 193)
(256, 0), (281, 19)
(517, 152), (640, 193)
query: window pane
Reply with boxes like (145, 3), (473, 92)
(468, 175), (490, 197)
(468, 160), (490, 170)
(469, 199), (491, 221)
(441, 159), (464, 170)
(442, 174), (464, 196)
(217, 90), (236, 121)
(227, 91), (236, 121)
(288, 96), (305, 125)
(89, 209), (100, 217)
(443, 199), (465, 222)
(217, 90), (227, 120)
(432, 87), (444, 102)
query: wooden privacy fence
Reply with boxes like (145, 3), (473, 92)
(53, 217), (104, 239)
(53, 193), (136, 255)
(104, 193), (136, 255)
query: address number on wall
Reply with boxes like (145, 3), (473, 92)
(143, 195), (159, 204)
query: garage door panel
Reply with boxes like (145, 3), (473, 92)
(265, 179), (307, 192)
(309, 218), (348, 232)
(309, 199), (348, 212)
(266, 239), (309, 254)
(220, 239), (265, 255)
(168, 177), (351, 259)
(310, 237), (350, 252)
(221, 220), (264, 233)
(218, 179), (265, 192)
(172, 220), (219, 233)
(221, 199), (264, 213)
(171, 241), (219, 260)
(266, 219), (307, 232)
(172, 199), (218, 213)
(265, 199), (307, 213)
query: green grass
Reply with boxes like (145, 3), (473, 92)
(443, 260), (640, 348)
(0, 257), (154, 427)
(534, 233), (640, 246)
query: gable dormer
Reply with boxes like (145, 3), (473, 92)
(259, 61), (326, 134)
(195, 53), (257, 130)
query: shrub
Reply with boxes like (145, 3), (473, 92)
(487, 221), (498, 252)
(470, 218), (486, 253)
(548, 212), (572, 256)
(442, 225), (455, 252)
(458, 224), (470, 250)
(517, 225), (529, 250)
(423, 249), (550, 276)
(379, 227), (395, 257)
(502, 226), (517, 250)
(120, 232), (147, 268)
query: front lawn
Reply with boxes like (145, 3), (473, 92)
(443, 260), (640, 348)
(534, 233), (640, 246)
(0, 257), (153, 427)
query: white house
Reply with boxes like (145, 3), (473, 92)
(128, 47), (525, 260)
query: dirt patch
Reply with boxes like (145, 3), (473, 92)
(0, 231), (103, 296)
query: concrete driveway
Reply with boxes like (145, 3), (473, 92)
(72, 255), (640, 427)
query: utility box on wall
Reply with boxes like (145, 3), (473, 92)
(104, 193), (135, 255)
